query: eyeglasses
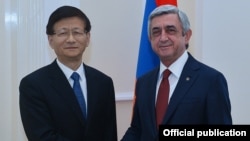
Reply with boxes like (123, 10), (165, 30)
(53, 28), (87, 39)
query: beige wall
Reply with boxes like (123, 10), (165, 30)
(116, 100), (133, 140)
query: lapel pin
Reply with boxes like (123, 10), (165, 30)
(186, 77), (190, 81)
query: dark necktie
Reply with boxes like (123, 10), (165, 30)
(71, 72), (87, 119)
(156, 69), (171, 127)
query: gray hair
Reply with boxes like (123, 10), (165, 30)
(147, 5), (190, 38)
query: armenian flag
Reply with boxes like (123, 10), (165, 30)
(136, 0), (177, 79)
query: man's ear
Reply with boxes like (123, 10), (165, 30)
(48, 35), (54, 49)
(185, 29), (192, 43)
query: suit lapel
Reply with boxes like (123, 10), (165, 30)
(143, 68), (160, 135)
(83, 65), (97, 122)
(48, 60), (86, 125)
(163, 54), (200, 124)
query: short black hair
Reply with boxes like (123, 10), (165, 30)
(46, 5), (91, 35)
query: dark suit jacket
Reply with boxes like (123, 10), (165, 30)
(121, 53), (232, 141)
(19, 60), (118, 141)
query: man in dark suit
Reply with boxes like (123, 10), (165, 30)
(19, 6), (117, 141)
(121, 5), (232, 141)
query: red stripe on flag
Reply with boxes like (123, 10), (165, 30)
(155, 0), (177, 7)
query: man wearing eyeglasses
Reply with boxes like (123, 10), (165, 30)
(19, 5), (118, 141)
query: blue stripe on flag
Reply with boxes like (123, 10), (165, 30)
(136, 0), (160, 79)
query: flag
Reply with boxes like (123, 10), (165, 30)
(136, 0), (177, 79)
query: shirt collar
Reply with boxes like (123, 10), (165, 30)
(159, 50), (188, 79)
(56, 59), (85, 81)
